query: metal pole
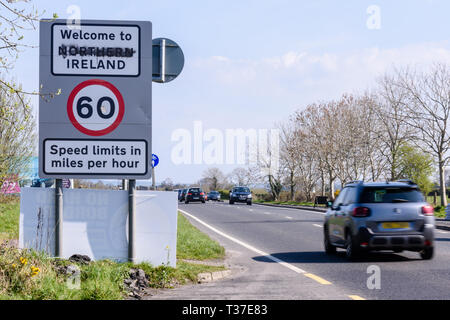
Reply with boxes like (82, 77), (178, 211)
(122, 179), (128, 191)
(128, 179), (136, 262)
(151, 167), (156, 190)
(55, 179), (63, 257)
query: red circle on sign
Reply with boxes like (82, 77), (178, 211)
(67, 79), (125, 136)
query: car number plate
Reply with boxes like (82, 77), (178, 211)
(382, 222), (409, 229)
(193, 197), (199, 199)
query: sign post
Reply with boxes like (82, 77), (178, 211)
(55, 179), (63, 257)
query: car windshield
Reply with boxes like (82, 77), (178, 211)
(209, 191), (219, 194)
(359, 187), (424, 203)
(189, 188), (201, 192)
(233, 187), (250, 193)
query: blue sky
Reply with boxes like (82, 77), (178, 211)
(11, 0), (450, 184)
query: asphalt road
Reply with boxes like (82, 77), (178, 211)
(152, 201), (450, 300)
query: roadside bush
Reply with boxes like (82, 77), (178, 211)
(218, 189), (229, 200)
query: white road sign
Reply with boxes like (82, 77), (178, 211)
(43, 139), (147, 175)
(39, 19), (152, 179)
(52, 23), (140, 76)
(67, 79), (124, 136)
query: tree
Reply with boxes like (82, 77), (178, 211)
(397, 144), (434, 196)
(228, 166), (259, 187)
(201, 167), (226, 191)
(376, 73), (414, 180)
(0, 83), (35, 184)
(0, 1), (58, 116)
(257, 132), (284, 201)
(296, 101), (341, 199)
(392, 64), (450, 206)
(159, 178), (174, 191)
(279, 120), (300, 200)
(0, 2), (57, 186)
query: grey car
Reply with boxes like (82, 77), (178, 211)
(323, 180), (435, 260)
(207, 191), (221, 201)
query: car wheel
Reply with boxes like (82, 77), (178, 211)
(202, 200), (205, 203)
(345, 232), (359, 260)
(324, 227), (336, 254)
(420, 246), (434, 260)
(229, 200), (234, 205)
(185, 200), (189, 204)
(247, 201), (252, 205)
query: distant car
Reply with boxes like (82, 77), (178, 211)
(324, 180), (435, 260)
(185, 187), (206, 204)
(207, 191), (221, 201)
(229, 186), (252, 205)
(179, 189), (187, 202)
(31, 178), (54, 188)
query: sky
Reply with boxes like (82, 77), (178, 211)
(8, 0), (450, 185)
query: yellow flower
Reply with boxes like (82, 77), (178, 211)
(30, 266), (40, 277)
(11, 263), (16, 269)
(20, 257), (28, 265)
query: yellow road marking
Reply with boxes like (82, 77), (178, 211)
(348, 295), (366, 300)
(303, 273), (332, 285)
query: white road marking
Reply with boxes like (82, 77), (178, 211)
(179, 209), (306, 274)
(286, 216), (293, 220)
(437, 230), (449, 234)
(313, 224), (323, 228)
(264, 211), (271, 215)
(249, 209), (254, 212)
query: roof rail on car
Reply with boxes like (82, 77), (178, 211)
(395, 179), (416, 185)
(344, 180), (364, 186)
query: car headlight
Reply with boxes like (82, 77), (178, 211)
(247, 194), (252, 198)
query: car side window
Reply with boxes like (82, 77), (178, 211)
(333, 188), (348, 208)
(342, 187), (357, 205)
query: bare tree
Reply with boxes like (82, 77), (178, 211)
(257, 131), (284, 201)
(228, 166), (260, 187)
(279, 120), (301, 200)
(376, 74), (414, 180)
(0, 82), (35, 184)
(201, 167), (226, 191)
(392, 64), (450, 206)
(294, 128), (320, 202)
(296, 102), (340, 199)
(0, 1), (58, 120)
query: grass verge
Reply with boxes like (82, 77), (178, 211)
(253, 199), (317, 207)
(0, 199), (20, 242)
(177, 212), (225, 260)
(0, 201), (226, 300)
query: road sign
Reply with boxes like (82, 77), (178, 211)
(152, 38), (184, 83)
(39, 19), (152, 179)
(62, 179), (71, 189)
(67, 79), (125, 136)
(152, 154), (159, 167)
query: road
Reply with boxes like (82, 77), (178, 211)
(150, 201), (450, 300)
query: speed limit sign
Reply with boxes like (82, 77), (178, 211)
(67, 79), (125, 136)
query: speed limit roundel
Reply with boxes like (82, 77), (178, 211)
(67, 79), (125, 136)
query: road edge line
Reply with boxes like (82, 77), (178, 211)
(179, 209), (306, 275)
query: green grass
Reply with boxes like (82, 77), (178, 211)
(177, 212), (225, 260)
(0, 200), (20, 241)
(0, 201), (226, 299)
(425, 196), (449, 218)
